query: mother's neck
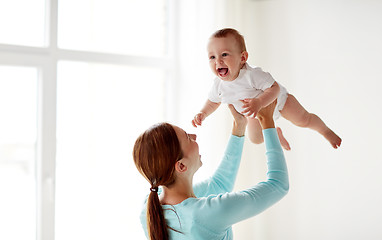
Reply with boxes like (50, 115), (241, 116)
(159, 177), (196, 205)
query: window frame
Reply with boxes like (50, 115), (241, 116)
(0, 0), (179, 239)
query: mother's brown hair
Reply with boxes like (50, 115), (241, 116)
(133, 122), (183, 240)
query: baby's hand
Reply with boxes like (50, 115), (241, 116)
(192, 112), (207, 128)
(241, 98), (262, 118)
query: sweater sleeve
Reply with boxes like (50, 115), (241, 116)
(193, 135), (245, 197)
(197, 128), (289, 231)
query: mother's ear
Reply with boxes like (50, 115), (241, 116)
(175, 160), (187, 173)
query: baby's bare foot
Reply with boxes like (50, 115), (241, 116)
(323, 129), (342, 149)
(277, 127), (291, 151)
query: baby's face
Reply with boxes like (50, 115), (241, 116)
(207, 35), (246, 81)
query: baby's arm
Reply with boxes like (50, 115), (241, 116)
(241, 81), (280, 118)
(192, 100), (221, 127)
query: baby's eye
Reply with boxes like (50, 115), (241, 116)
(222, 53), (228, 57)
(209, 55), (215, 60)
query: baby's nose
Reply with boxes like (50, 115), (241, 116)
(214, 56), (222, 63)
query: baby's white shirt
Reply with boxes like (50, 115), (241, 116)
(208, 63), (276, 113)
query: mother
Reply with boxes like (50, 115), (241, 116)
(133, 100), (289, 240)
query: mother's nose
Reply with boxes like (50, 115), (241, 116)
(190, 134), (197, 141)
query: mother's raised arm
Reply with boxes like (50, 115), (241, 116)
(228, 104), (248, 137)
(257, 99), (277, 129)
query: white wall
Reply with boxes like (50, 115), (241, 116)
(174, 0), (382, 239)
(229, 0), (382, 239)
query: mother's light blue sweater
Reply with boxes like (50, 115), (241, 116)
(140, 128), (289, 239)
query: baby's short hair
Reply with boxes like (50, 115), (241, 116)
(211, 28), (247, 52)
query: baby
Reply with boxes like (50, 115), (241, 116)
(192, 28), (342, 150)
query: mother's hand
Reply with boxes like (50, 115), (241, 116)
(228, 104), (247, 137)
(257, 100), (277, 129)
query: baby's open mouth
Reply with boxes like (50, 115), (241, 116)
(218, 68), (228, 77)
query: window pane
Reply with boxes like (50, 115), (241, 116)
(58, 0), (168, 57)
(0, 66), (37, 240)
(0, 0), (45, 46)
(56, 61), (165, 240)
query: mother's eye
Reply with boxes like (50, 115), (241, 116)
(209, 56), (215, 60)
(222, 53), (228, 57)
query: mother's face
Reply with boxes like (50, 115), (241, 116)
(172, 125), (202, 172)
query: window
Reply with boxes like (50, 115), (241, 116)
(0, 66), (38, 240)
(0, 0), (175, 239)
(0, 0), (46, 46)
(55, 61), (165, 239)
(58, 0), (168, 56)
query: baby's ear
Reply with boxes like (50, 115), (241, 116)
(241, 51), (248, 63)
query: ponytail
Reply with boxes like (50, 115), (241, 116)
(147, 188), (169, 240)
(133, 123), (183, 240)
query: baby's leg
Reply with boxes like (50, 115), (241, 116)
(247, 117), (291, 150)
(280, 94), (342, 148)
